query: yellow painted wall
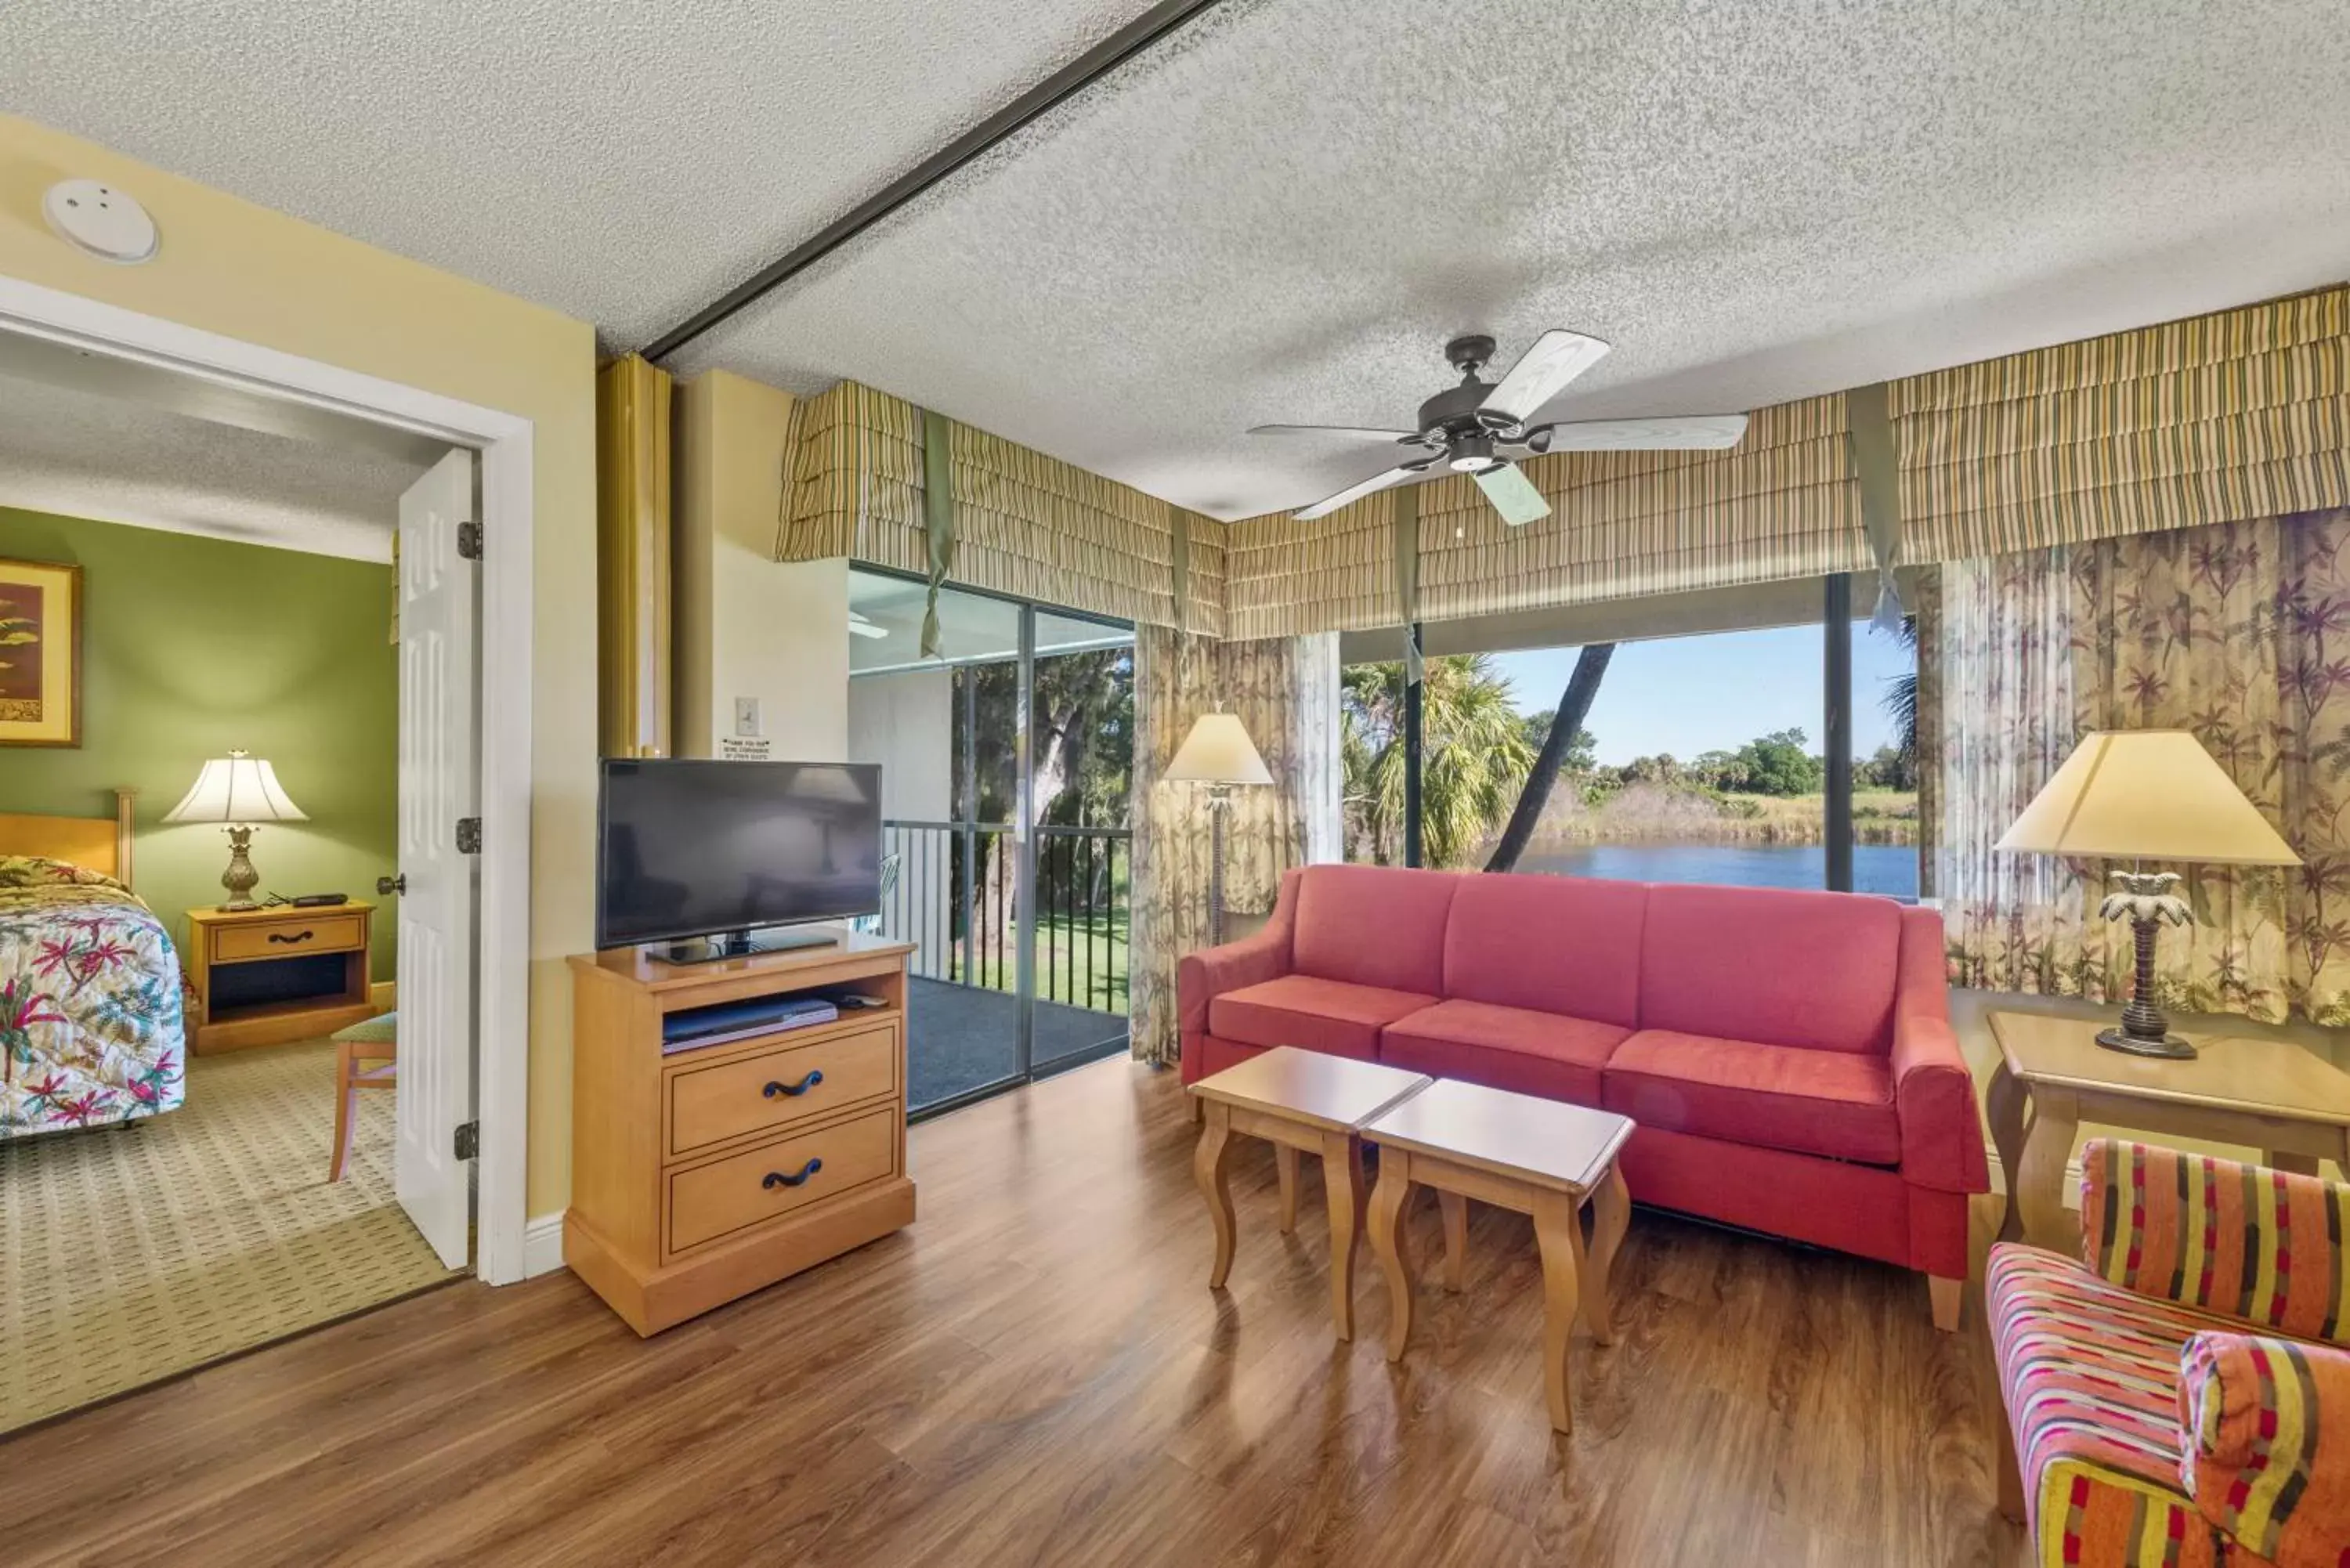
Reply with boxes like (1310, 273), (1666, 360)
(0, 114), (598, 1216)
(674, 370), (849, 761)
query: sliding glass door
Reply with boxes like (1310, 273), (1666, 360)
(845, 569), (1134, 1116)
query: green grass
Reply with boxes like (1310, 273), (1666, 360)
(952, 911), (1130, 1013)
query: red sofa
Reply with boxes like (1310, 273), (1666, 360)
(1177, 863), (1987, 1324)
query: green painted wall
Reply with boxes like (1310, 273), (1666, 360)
(0, 508), (398, 982)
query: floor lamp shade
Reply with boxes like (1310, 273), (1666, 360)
(1998, 730), (2298, 1058)
(1164, 713), (1273, 786)
(163, 750), (309, 912)
(1166, 713), (1270, 946)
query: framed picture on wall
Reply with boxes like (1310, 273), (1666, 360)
(0, 556), (83, 748)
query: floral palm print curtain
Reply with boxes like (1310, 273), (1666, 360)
(1938, 508), (2350, 1026)
(1127, 628), (1342, 1066)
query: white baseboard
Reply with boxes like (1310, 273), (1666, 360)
(522, 1211), (567, 1279)
(1984, 1138), (2084, 1209)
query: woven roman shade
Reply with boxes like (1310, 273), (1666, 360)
(1891, 286), (2350, 561)
(776, 381), (1229, 631)
(1223, 491), (1400, 641)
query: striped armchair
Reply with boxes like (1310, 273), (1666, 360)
(1987, 1140), (2350, 1567)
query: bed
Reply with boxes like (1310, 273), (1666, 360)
(0, 790), (186, 1138)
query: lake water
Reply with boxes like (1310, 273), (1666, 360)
(1518, 842), (1920, 899)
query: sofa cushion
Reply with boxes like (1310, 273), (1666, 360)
(1380, 999), (1629, 1104)
(1602, 1029), (1900, 1165)
(1636, 883), (1901, 1054)
(1290, 864), (1459, 995)
(1441, 873), (1646, 1028)
(1209, 974), (1436, 1060)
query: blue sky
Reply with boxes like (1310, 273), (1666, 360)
(1488, 622), (1912, 765)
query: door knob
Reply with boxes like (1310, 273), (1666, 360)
(377, 874), (405, 896)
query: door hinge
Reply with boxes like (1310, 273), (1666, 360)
(457, 520), (483, 560)
(456, 817), (483, 854)
(454, 1121), (480, 1161)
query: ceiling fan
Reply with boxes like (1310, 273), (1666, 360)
(1251, 331), (1749, 526)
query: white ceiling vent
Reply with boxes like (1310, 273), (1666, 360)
(42, 179), (159, 264)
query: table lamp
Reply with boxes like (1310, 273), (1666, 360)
(163, 749), (309, 912)
(1165, 712), (1272, 945)
(1997, 729), (2299, 1059)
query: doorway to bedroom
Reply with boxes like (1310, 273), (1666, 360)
(0, 323), (486, 1434)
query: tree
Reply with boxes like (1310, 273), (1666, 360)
(1880, 614), (1918, 778)
(1486, 644), (1617, 873)
(1342, 655), (1537, 869)
(1519, 711), (1597, 775)
(1735, 728), (1824, 797)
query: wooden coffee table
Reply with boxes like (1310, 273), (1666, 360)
(1189, 1048), (1433, 1341)
(1989, 1010), (2350, 1254)
(1362, 1078), (1633, 1433)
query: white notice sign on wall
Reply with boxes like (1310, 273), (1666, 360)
(719, 736), (772, 761)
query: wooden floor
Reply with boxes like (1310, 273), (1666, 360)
(0, 1059), (2026, 1566)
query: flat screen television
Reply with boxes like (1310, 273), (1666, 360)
(596, 758), (883, 957)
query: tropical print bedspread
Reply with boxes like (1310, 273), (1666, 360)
(0, 856), (185, 1137)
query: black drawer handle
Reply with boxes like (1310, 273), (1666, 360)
(762, 1158), (822, 1190)
(267, 930), (316, 945)
(762, 1069), (823, 1099)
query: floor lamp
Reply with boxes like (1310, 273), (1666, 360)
(1998, 729), (2300, 1059)
(1165, 712), (1272, 946)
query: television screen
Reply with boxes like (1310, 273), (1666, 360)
(596, 759), (883, 949)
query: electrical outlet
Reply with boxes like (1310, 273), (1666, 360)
(734, 696), (762, 738)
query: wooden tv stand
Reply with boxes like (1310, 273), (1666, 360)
(564, 930), (917, 1335)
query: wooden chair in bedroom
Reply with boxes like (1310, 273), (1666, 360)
(328, 1012), (397, 1182)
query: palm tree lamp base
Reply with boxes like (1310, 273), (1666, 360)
(2096, 890), (2196, 1060)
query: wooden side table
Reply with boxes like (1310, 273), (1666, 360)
(1363, 1078), (1634, 1433)
(185, 901), (379, 1053)
(1188, 1048), (1432, 1342)
(1988, 1010), (2350, 1255)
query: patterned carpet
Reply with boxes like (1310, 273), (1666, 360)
(0, 1039), (458, 1434)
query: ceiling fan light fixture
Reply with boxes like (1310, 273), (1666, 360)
(1448, 435), (1496, 472)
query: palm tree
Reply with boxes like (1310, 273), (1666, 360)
(1883, 613), (1918, 769)
(1342, 656), (1536, 868)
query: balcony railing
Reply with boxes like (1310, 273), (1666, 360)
(881, 820), (1130, 1015)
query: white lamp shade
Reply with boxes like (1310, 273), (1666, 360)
(161, 750), (309, 826)
(1997, 729), (2298, 867)
(1164, 712), (1273, 786)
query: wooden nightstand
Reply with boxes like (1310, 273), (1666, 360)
(185, 901), (378, 1054)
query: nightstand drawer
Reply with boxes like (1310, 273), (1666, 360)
(666, 1024), (897, 1159)
(666, 1107), (897, 1255)
(212, 913), (367, 962)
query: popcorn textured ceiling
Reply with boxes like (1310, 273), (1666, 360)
(7, 1), (2347, 522)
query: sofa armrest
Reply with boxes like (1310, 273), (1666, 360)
(2081, 1140), (2350, 1343)
(1175, 869), (1300, 1079)
(1889, 906), (1989, 1194)
(2180, 1330), (2350, 1566)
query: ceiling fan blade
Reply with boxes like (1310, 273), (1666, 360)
(1523, 414), (1749, 453)
(1473, 461), (1552, 527)
(1481, 329), (1611, 425)
(1249, 423), (1426, 445)
(1294, 457), (1439, 522)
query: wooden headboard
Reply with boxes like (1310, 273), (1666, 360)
(0, 788), (138, 888)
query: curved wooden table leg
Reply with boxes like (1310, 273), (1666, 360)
(1276, 1143), (1300, 1234)
(1531, 1189), (1584, 1434)
(1438, 1190), (1468, 1292)
(1195, 1100), (1237, 1289)
(2014, 1086), (2079, 1255)
(1320, 1132), (1366, 1341)
(1986, 1059), (2030, 1244)
(1582, 1165), (1629, 1345)
(1368, 1148), (1416, 1362)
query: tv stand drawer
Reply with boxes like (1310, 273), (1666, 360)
(666, 1024), (898, 1159)
(666, 1107), (897, 1255)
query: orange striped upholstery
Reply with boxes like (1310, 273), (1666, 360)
(2180, 1331), (2350, 1568)
(2080, 1140), (2350, 1346)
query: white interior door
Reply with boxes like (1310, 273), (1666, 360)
(394, 448), (479, 1270)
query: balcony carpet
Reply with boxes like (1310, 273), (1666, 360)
(0, 1038), (457, 1435)
(906, 976), (1127, 1110)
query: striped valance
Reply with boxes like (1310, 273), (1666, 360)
(1223, 493), (1399, 641)
(1891, 286), (2350, 560)
(776, 381), (1227, 631)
